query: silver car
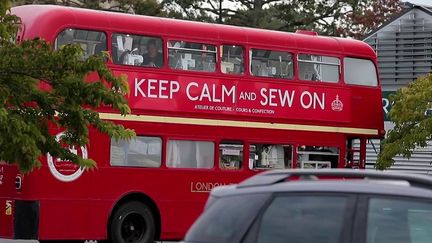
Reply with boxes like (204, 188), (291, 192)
(183, 169), (432, 243)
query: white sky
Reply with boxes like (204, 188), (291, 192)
(406, 0), (432, 6)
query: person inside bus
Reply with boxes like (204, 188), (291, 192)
(142, 39), (163, 68)
(197, 44), (215, 72)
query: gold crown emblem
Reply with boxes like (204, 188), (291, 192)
(331, 95), (343, 111)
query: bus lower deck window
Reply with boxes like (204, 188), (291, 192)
(296, 145), (339, 169)
(219, 141), (243, 170)
(166, 140), (215, 168)
(249, 144), (293, 169)
(110, 136), (162, 168)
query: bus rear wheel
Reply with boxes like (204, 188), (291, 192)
(110, 201), (155, 243)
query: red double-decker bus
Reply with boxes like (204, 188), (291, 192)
(0, 4), (384, 243)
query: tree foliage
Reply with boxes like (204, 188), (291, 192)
(164, 0), (402, 38)
(336, 0), (401, 39)
(0, 0), (134, 172)
(13, 0), (402, 38)
(376, 74), (432, 170)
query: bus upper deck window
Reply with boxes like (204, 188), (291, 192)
(168, 40), (216, 72)
(111, 33), (163, 68)
(344, 57), (378, 86)
(250, 49), (294, 79)
(298, 54), (340, 83)
(55, 29), (107, 59)
(221, 45), (244, 75)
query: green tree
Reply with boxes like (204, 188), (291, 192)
(376, 74), (432, 170)
(0, 0), (134, 172)
(273, 0), (401, 38)
(165, 0), (401, 38)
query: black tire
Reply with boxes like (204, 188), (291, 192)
(109, 201), (155, 243)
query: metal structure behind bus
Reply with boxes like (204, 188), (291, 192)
(0, 4), (384, 243)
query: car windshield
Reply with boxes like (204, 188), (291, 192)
(184, 193), (269, 243)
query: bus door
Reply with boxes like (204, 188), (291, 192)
(346, 138), (366, 169)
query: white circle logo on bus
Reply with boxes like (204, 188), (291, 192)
(47, 132), (87, 182)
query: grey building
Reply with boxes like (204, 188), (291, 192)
(363, 3), (432, 173)
(364, 3), (432, 91)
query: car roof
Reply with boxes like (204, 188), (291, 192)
(211, 169), (432, 200)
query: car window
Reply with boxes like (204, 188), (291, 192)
(184, 193), (269, 243)
(366, 197), (432, 243)
(256, 195), (349, 243)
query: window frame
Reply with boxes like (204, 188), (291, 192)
(243, 192), (356, 243)
(355, 194), (432, 243)
(343, 57), (378, 87)
(165, 138), (216, 169)
(249, 47), (295, 80)
(218, 140), (245, 171)
(110, 32), (164, 68)
(167, 39), (218, 73)
(109, 135), (163, 168)
(297, 53), (341, 83)
(296, 145), (340, 169)
(185, 193), (271, 243)
(220, 44), (245, 76)
(54, 27), (108, 59)
(248, 142), (294, 170)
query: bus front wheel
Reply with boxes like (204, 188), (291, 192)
(110, 201), (155, 243)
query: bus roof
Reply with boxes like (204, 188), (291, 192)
(12, 4), (376, 58)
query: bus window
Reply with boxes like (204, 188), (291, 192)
(166, 140), (214, 168)
(219, 141), (243, 170)
(110, 136), (162, 167)
(298, 54), (340, 82)
(221, 45), (244, 74)
(55, 28), (106, 59)
(111, 33), (163, 67)
(249, 144), (293, 169)
(344, 57), (378, 86)
(296, 145), (339, 168)
(250, 49), (294, 79)
(168, 41), (216, 72)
